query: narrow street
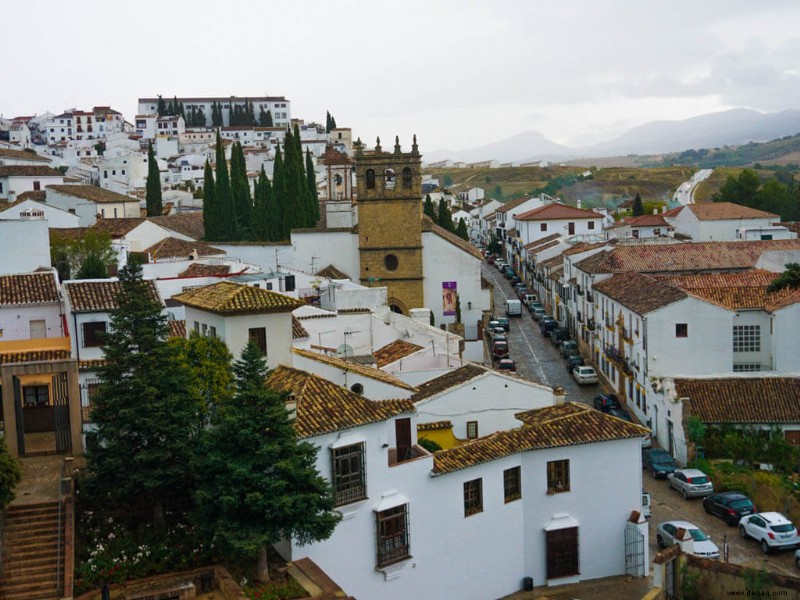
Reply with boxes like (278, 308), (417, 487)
(481, 262), (597, 406)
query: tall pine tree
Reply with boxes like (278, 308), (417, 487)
(423, 193), (436, 220)
(230, 142), (252, 239)
(252, 167), (271, 241)
(456, 217), (469, 240)
(272, 146), (287, 240)
(282, 127), (306, 230)
(145, 142), (163, 217)
(437, 198), (454, 232)
(202, 160), (219, 241)
(215, 132), (234, 240)
(305, 149), (320, 225)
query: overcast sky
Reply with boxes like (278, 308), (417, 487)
(3, 0), (799, 152)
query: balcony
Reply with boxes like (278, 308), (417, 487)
(388, 444), (429, 467)
(576, 285), (584, 296)
(577, 311), (584, 323)
(0, 336), (71, 360)
(604, 343), (624, 364)
(622, 327), (632, 342)
(587, 291), (594, 303)
(586, 319), (596, 331)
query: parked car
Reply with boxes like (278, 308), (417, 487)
(550, 328), (570, 346)
(657, 521), (720, 559)
(565, 355), (585, 373)
(593, 393), (621, 412)
(487, 319), (501, 331)
(496, 317), (510, 332)
(491, 333), (508, 344)
(528, 300), (543, 312)
(667, 468), (714, 500)
(608, 407), (633, 422)
(505, 268), (516, 279)
(539, 317), (557, 336)
(572, 365), (598, 385)
(703, 492), (757, 525)
(641, 430), (653, 449)
(492, 340), (509, 360)
(642, 448), (677, 479)
(642, 491), (652, 519)
(510, 276), (521, 286)
(488, 326), (505, 340)
(496, 358), (517, 373)
(531, 307), (546, 321)
(523, 293), (538, 307)
(740, 513), (799, 554)
(486, 255), (495, 265)
(559, 340), (579, 358)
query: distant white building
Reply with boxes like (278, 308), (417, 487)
(667, 202), (793, 241)
(137, 96), (292, 129)
(0, 165), (64, 201)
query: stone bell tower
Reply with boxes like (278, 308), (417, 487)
(355, 135), (423, 315)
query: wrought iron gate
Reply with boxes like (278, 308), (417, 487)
(624, 522), (645, 577)
(52, 372), (71, 453)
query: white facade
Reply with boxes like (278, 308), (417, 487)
(44, 187), (140, 226)
(137, 96), (292, 129)
(0, 275), (62, 341)
(0, 172), (64, 201)
(0, 218), (52, 273)
(516, 214), (603, 246)
(671, 208), (781, 242)
(0, 199), (80, 229)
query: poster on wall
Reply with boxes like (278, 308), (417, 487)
(442, 281), (457, 316)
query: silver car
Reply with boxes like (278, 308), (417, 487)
(667, 468), (714, 500)
(657, 520), (720, 559)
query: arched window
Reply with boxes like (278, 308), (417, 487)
(351, 383), (364, 395)
(390, 304), (404, 314)
(334, 173), (343, 185)
(366, 169), (375, 190)
(402, 167), (412, 190)
(384, 254), (399, 271)
(384, 168), (396, 190)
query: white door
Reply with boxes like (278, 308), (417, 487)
(29, 319), (46, 339)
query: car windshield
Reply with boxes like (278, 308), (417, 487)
(771, 523), (795, 533)
(688, 529), (709, 542)
(729, 499), (753, 509)
(687, 476), (709, 484)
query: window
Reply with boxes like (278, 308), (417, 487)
(248, 327), (267, 355)
(209, 326), (216, 338)
(23, 385), (49, 407)
(546, 527), (579, 579)
(331, 443), (366, 506)
(376, 504), (410, 567)
(675, 323), (688, 338)
(466, 421), (478, 439)
(366, 169), (375, 190)
(733, 325), (760, 353)
(193, 321), (200, 334)
(547, 459), (570, 494)
(201, 323), (208, 336)
(82, 321), (107, 347)
(504, 466), (522, 503)
(384, 254), (399, 271)
(733, 363), (762, 372)
(402, 167), (412, 190)
(540, 223), (547, 232)
(588, 221), (595, 230)
(33, 181), (41, 191)
(463, 478), (483, 516)
(384, 168), (396, 189)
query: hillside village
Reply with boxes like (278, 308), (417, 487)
(2, 96), (800, 600)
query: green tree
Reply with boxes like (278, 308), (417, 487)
(437, 198), (454, 232)
(145, 142), (163, 217)
(0, 436), (22, 510)
(157, 95), (166, 116)
(252, 166), (272, 241)
(325, 111), (337, 133)
(282, 126), (308, 230)
(215, 132), (234, 240)
(423, 194), (436, 220)
(202, 160), (220, 241)
(305, 149), (320, 225)
(211, 102), (223, 127)
(767, 263), (800, 292)
(456, 217), (469, 241)
(272, 146), (287, 240)
(50, 229), (116, 280)
(632, 193), (644, 216)
(716, 169), (761, 206)
(84, 261), (197, 528)
(229, 142), (252, 239)
(493, 184), (504, 201)
(193, 343), (339, 580)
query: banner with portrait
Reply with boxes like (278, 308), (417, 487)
(442, 281), (457, 316)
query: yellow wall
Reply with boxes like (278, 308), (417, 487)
(419, 428), (460, 450)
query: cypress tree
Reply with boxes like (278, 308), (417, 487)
(145, 142), (163, 217)
(272, 146), (287, 240)
(230, 142), (252, 239)
(456, 217), (469, 240)
(305, 149), (320, 225)
(211, 102), (222, 127)
(197, 106), (206, 127)
(215, 132), (234, 240)
(282, 127), (304, 230)
(424, 193), (436, 220)
(437, 198), (454, 232)
(632, 193), (644, 216)
(157, 95), (166, 116)
(252, 167), (272, 241)
(265, 109), (273, 127)
(330, 113), (336, 129)
(325, 111), (331, 133)
(202, 160), (219, 241)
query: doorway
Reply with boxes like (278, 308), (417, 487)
(14, 373), (71, 457)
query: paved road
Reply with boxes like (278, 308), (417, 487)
(672, 168), (713, 205)
(482, 262), (597, 406)
(645, 473), (797, 577)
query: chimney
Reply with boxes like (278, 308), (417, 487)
(409, 308), (432, 326)
(553, 387), (567, 404)
(576, 199), (582, 209)
(653, 208), (658, 215)
(662, 205), (667, 214)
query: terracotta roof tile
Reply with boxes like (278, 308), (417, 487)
(411, 364), (487, 402)
(495, 196), (535, 214)
(173, 281), (305, 315)
(622, 214), (671, 227)
(0, 148), (51, 162)
(516, 203), (602, 221)
(432, 403), (647, 474)
(65, 280), (161, 312)
(592, 272), (688, 314)
(523, 233), (561, 251)
(540, 254), (564, 269)
(168, 319), (186, 339)
(373, 340), (424, 368)
(143, 237), (225, 259)
(678, 378), (800, 424)
(292, 316), (310, 339)
(687, 202), (778, 221)
(15, 190), (47, 202)
(0, 165), (62, 177)
(147, 213), (205, 240)
(46, 185), (137, 204)
(320, 145), (353, 166)
(89, 218), (146, 237)
(316, 264), (351, 280)
(0, 272), (60, 305)
(178, 263), (231, 278)
(293, 348), (418, 391)
(417, 420), (453, 431)
(265, 365), (416, 438)
(0, 349), (71, 365)
(422, 216), (483, 260)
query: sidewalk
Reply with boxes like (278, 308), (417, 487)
(502, 574), (654, 600)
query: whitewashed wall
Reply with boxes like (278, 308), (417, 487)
(0, 219), (51, 273)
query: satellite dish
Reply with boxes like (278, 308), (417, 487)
(337, 344), (354, 358)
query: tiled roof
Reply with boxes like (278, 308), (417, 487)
(433, 402), (647, 474)
(662, 205), (684, 218)
(526, 240), (561, 255)
(411, 364), (487, 402)
(320, 145), (352, 166)
(292, 316), (310, 339)
(592, 272), (688, 314)
(173, 281), (305, 315)
(563, 241), (607, 256)
(0, 148), (51, 162)
(422, 216), (483, 260)
(46, 185), (137, 204)
(616, 214), (671, 228)
(0, 272), (60, 305)
(265, 365), (416, 439)
(515, 203), (601, 222)
(147, 213), (205, 240)
(373, 340), (424, 368)
(64, 280), (161, 312)
(0, 165), (62, 177)
(678, 378), (800, 424)
(178, 263), (231, 278)
(687, 202), (778, 221)
(79, 359), (106, 371)
(89, 218), (146, 237)
(495, 196), (534, 214)
(783, 222), (800, 235)
(168, 319), (186, 339)
(524, 233), (561, 251)
(0, 349), (71, 365)
(293, 348), (418, 391)
(573, 240), (800, 275)
(316, 264), (351, 280)
(418, 420), (453, 431)
(540, 254), (564, 269)
(143, 237), (225, 259)
(15, 190), (47, 202)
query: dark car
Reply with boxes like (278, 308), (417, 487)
(492, 340), (509, 359)
(593, 393), (621, 412)
(496, 317), (510, 332)
(703, 492), (757, 525)
(550, 327), (570, 346)
(608, 407), (633, 422)
(510, 276), (521, 286)
(642, 448), (678, 479)
(496, 358), (517, 373)
(539, 317), (558, 336)
(559, 340), (579, 358)
(565, 355), (585, 373)
(505, 268), (515, 279)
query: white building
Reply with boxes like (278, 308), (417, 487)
(667, 202), (792, 242)
(514, 202), (604, 246)
(137, 96), (291, 129)
(0, 147), (53, 167)
(44, 185), (140, 226)
(0, 218), (52, 274)
(605, 213), (672, 240)
(0, 271), (63, 341)
(0, 165), (64, 200)
(0, 198), (81, 229)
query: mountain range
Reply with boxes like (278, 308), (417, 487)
(424, 108), (800, 165)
